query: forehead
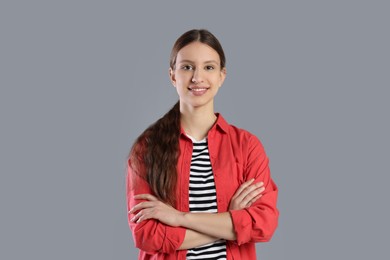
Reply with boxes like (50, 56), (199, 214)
(176, 42), (220, 64)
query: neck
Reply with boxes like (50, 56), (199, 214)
(180, 103), (217, 141)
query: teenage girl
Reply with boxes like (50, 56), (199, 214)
(127, 29), (279, 259)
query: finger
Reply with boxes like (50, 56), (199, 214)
(134, 194), (158, 201)
(128, 201), (156, 214)
(240, 189), (261, 207)
(131, 206), (157, 223)
(241, 181), (264, 197)
(130, 209), (145, 223)
(246, 194), (263, 208)
(244, 186), (265, 203)
(256, 181), (265, 189)
(235, 182), (264, 203)
(135, 207), (157, 223)
(136, 213), (153, 223)
(233, 179), (255, 199)
(252, 194), (263, 202)
(237, 185), (265, 207)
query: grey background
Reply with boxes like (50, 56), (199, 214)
(1, 0), (389, 259)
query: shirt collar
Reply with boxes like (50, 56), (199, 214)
(179, 113), (228, 137)
(212, 113), (229, 134)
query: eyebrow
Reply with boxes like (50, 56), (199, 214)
(177, 59), (219, 65)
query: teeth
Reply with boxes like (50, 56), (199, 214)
(191, 88), (207, 92)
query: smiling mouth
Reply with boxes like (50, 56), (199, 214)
(188, 87), (209, 92)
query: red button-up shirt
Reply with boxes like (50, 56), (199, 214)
(127, 114), (279, 259)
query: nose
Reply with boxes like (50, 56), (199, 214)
(191, 68), (204, 83)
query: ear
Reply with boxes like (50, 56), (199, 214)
(169, 68), (176, 87)
(219, 67), (227, 87)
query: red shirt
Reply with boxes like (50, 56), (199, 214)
(126, 114), (279, 259)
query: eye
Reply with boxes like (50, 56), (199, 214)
(205, 65), (215, 70)
(181, 65), (194, 70)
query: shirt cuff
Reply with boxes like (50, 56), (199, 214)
(161, 225), (187, 253)
(229, 209), (252, 245)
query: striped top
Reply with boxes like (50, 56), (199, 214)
(186, 136), (227, 260)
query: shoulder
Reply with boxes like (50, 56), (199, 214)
(217, 114), (265, 151)
(227, 123), (255, 139)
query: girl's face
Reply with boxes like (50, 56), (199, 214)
(170, 42), (226, 110)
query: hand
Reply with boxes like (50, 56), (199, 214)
(229, 179), (265, 210)
(128, 194), (184, 226)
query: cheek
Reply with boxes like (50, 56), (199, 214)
(212, 78), (222, 88)
(211, 75), (222, 85)
(176, 80), (188, 89)
(176, 76), (190, 85)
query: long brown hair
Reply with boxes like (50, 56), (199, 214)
(129, 29), (226, 206)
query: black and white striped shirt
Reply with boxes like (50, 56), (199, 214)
(186, 136), (227, 260)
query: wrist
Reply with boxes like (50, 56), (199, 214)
(177, 211), (188, 227)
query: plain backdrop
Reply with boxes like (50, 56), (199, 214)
(1, 1), (389, 259)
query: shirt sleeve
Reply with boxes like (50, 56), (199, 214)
(229, 135), (279, 245)
(126, 160), (186, 254)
